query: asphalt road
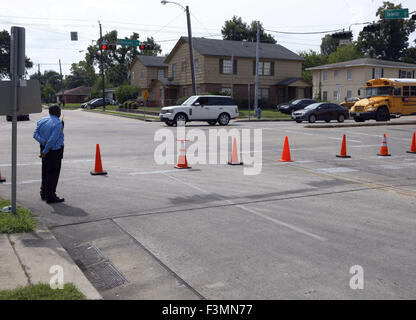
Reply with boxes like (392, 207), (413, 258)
(1, 109), (416, 299)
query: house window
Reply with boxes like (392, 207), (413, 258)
(259, 88), (269, 100)
(140, 69), (144, 78)
(374, 68), (383, 79)
(181, 61), (187, 72)
(347, 69), (352, 80)
(158, 69), (165, 80)
(347, 90), (352, 98)
(221, 87), (231, 95)
(172, 64), (177, 78)
(131, 72), (135, 80)
(183, 87), (187, 97)
(323, 91), (328, 101)
(399, 70), (413, 78)
(258, 62), (272, 76)
(194, 59), (198, 73)
(334, 70), (339, 77)
(323, 71), (328, 81)
(333, 91), (338, 99)
(222, 59), (233, 74)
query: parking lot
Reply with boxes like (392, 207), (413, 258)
(1, 109), (416, 299)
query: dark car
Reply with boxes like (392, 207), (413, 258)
(277, 98), (316, 114)
(6, 114), (30, 121)
(86, 98), (116, 109)
(291, 102), (349, 123)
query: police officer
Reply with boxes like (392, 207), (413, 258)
(33, 105), (65, 203)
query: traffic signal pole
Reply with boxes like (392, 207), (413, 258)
(99, 21), (105, 112)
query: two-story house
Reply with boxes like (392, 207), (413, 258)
(307, 58), (416, 103)
(130, 37), (311, 107)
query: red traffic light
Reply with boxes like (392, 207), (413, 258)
(139, 44), (154, 51)
(101, 44), (108, 50)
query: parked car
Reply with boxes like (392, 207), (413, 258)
(6, 114), (30, 121)
(291, 102), (349, 123)
(86, 98), (117, 109)
(159, 95), (239, 126)
(277, 98), (316, 114)
(340, 97), (361, 109)
(81, 98), (99, 108)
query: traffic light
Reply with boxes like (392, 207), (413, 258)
(331, 31), (353, 39)
(412, 14), (416, 20)
(139, 44), (154, 51)
(363, 23), (381, 32)
(100, 41), (116, 51)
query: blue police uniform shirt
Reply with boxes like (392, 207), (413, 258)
(33, 115), (64, 154)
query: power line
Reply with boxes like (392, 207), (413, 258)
(265, 28), (345, 35)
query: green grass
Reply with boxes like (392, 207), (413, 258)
(238, 109), (291, 120)
(0, 283), (86, 300)
(0, 197), (38, 234)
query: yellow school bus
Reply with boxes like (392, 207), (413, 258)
(350, 78), (416, 122)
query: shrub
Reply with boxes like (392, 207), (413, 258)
(115, 85), (140, 104)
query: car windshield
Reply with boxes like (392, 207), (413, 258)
(366, 86), (393, 98)
(304, 103), (321, 110)
(290, 99), (302, 105)
(181, 96), (199, 106)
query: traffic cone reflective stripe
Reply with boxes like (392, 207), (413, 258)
(228, 138), (243, 166)
(175, 140), (191, 169)
(407, 132), (416, 154)
(90, 144), (108, 175)
(0, 170), (5, 183)
(280, 136), (293, 162)
(336, 134), (351, 158)
(378, 134), (391, 156)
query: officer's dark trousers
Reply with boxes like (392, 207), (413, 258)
(41, 147), (64, 199)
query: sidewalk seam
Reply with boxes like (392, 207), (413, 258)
(7, 234), (32, 285)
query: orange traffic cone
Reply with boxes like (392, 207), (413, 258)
(228, 138), (243, 166)
(407, 132), (416, 154)
(280, 136), (293, 162)
(336, 134), (351, 158)
(0, 170), (5, 183)
(90, 144), (108, 175)
(378, 134), (391, 157)
(175, 139), (191, 169)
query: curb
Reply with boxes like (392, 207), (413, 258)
(8, 220), (102, 300)
(304, 120), (416, 129)
(83, 109), (159, 122)
(235, 119), (292, 122)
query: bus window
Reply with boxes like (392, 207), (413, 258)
(411, 86), (416, 97)
(403, 86), (410, 96)
(393, 87), (402, 96)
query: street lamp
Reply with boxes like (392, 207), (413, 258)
(161, 0), (197, 95)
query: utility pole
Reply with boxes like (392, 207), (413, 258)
(99, 21), (106, 111)
(59, 59), (65, 106)
(37, 64), (41, 77)
(186, 6), (197, 95)
(254, 21), (260, 115)
(231, 55), (235, 99)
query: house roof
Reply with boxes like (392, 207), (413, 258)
(165, 37), (305, 63)
(306, 58), (416, 71)
(57, 86), (91, 96)
(135, 55), (168, 67)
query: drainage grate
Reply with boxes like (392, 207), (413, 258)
(67, 243), (128, 291)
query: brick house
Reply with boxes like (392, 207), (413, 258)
(56, 86), (91, 104)
(130, 37), (311, 107)
(307, 58), (416, 103)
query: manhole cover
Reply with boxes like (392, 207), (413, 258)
(84, 261), (129, 291)
(68, 243), (106, 270)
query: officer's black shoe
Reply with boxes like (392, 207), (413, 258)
(46, 196), (65, 204)
(41, 195), (46, 201)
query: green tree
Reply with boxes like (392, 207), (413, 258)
(65, 60), (97, 89)
(221, 17), (276, 43)
(30, 70), (62, 92)
(327, 44), (364, 64)
(299, 50), (327, 83)
(356, 1), (416, 60)
(0, 30), (33, 79)
(114, 85), (140, 104)
(402, 40), (416, 64)
(41, 83), (56, 103)
(320, 34), (339, 56)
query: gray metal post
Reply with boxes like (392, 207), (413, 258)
(254, 21), (260, 114)
(186, 6), (197, 95)
(248, 83), (251, 121)
(99, 21), (106, 111)
(59, 59), (65, 106)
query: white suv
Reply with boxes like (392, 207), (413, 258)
(159, 95), (239, 126)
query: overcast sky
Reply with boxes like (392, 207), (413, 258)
(1, 0), (415, 76)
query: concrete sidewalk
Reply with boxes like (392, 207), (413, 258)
(0, 220), (101, 299)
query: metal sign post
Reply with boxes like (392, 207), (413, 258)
(10, 26), (25, 215)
